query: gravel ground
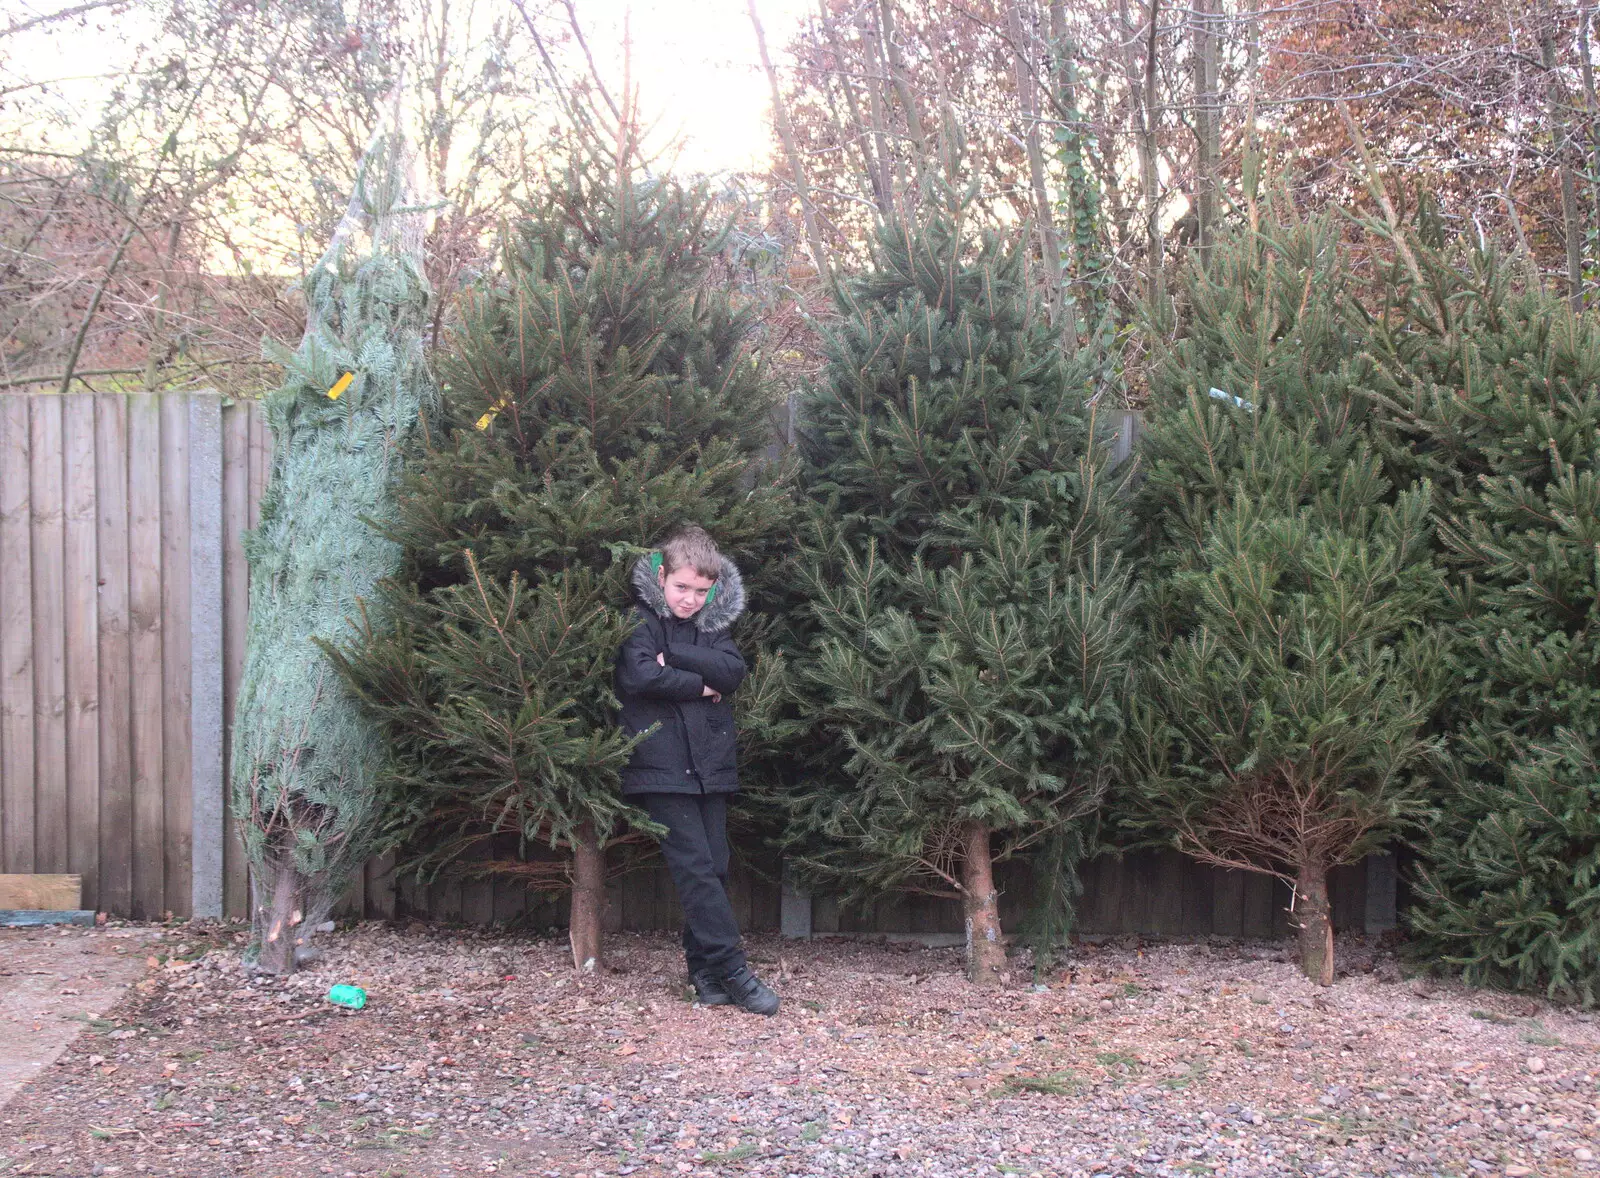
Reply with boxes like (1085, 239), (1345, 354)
(1, 923), (1597, 1177)
(0, 926), (157, 1109)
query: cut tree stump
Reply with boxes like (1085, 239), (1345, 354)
(0, 875), (81, 911)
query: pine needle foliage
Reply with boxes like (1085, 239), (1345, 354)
(1371, 233), (1600, 1004)
(326, 114), (797, 902)
(788, 158), (1135, 979)
(231, 130), (435, 972)
(1128, 215), (1445, 984)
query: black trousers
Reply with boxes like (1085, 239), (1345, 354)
(638, 791), (746, 978)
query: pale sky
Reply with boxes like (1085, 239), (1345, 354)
(573, 0), (814, 175)
(1, 0), (816, 176)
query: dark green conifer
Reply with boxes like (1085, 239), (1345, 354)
(328, 111), (796, 970)
(789, 153), (1134, 984)
(1372, 234), (1600, 1004)
(1129, 215), (1444, 984)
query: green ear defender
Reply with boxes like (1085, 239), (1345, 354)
(705, 584), (717, 605)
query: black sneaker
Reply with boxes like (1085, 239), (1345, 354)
(721, 965), (780, 1016)
(690, 968), (732, 1006)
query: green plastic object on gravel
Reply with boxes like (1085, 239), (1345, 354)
(327, 985), (367, 1010)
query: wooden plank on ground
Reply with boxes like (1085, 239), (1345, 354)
(29, 395), (67, 873)
(62, 395), (99, 906)
(0, 873), (81, 909)
(95, 396), (132, 916)
(0, 909), (94, 927)
(127, 395), (165, 919)
(160, 394), (192, 917)
(220, 402), (251, 918)
(187, 394), (223, 919)
(0, 397), (36, 873)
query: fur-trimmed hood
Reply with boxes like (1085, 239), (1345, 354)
(630, 551), (746, 634)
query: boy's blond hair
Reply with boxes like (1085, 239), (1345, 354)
(658, 525), (722, 580)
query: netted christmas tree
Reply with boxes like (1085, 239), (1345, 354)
(1128, 214), (1445, 984)
(1372, 234), (1600, 1004)
(326, 108), (797, 971)
(231, 125), (436, 974)
(788, 146), (1135, 985)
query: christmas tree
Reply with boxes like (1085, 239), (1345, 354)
(328, 107), (796, 971)
(231, 124), (435, 974)
(1129, 215), (1444, 984)
(789, 153), (1134, 985)
(1377, 237), (1600, 1004)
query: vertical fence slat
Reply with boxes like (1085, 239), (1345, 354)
(188, 395), (222, 919)
(248, 405), (269, 529)
(221, 402), (251, 919)
(366, 852), (397, 921)
(0, 398), (35, 873)
(161, 394), (192, 917)
(1365, 851), (1398, 935)
(127, 395), (165, 919)
(63, 395), (100, 904)
(95, 395), (132, 916)
(1211, 868), (1245, 938)
(29, 395), (67, 873)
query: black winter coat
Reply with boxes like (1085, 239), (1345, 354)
(615, 553), (748, 796)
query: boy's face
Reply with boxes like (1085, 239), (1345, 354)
(659, 564), (717, 619)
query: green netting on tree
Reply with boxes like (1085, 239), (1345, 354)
(231, 121), (436, 973)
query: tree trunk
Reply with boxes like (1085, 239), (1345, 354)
(749, 0), (831, 285)
(876, 0), (926, 160)
(569, 820), (605, 973)
(859, 6), (902, 209)
(1191, 0), (1220, 268)
(818, 0), (891, 218)
(1119, 0), (1165, 309)
(1542, 7), (1586, 309)
(254, 856), (307, 976)
(1294, 863), (1335, 987)
(960, 821), (1007, 986)
(1005, 0), (1074, 342)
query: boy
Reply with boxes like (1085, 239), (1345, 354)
(614, 525), (780, 1016)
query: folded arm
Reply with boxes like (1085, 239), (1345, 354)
(665, 633), (747, 697)
(616, 619), (705, 701)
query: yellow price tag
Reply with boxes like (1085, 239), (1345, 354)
(474, 397), (511, 431)
(327, 372), (355, 400)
